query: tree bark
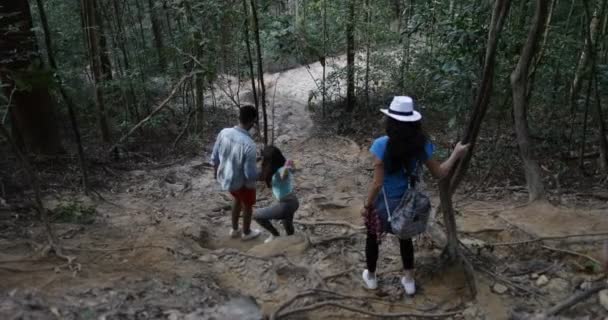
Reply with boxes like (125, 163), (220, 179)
(0, 0), (63, 155)
(364, 0), (372, 111)
(147, 0), (167, 71)
(36, 0), (89, 192)
(95, 0), (113, 82)
(441, 0), (511, 260)
(250, 0), (269, 145)
(345, 0), (356, 112)
(593, 73), (608, 173)
(570, 0), (606, 100)
(322, 0), (327, 116)
(242, 0), (260, 118)
(82, 0), (112, 143)
(510, 0), (549, 202)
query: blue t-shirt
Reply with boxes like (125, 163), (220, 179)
(370, 136), (434, 199)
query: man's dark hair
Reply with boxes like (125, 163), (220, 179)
(239, 105), (257, 125)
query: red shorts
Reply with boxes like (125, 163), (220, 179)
(230, 187), (256, 207)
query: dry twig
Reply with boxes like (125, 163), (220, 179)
(109, 72), (200, 153)
(540, 245), (602, 266)
(489, 231), (608, 247)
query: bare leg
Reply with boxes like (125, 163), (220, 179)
(242, 204), (253, 234)
(231, 198), (242, 231)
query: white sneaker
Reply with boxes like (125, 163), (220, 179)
(401, 276), (416, 296)
(264, 235), (275, 244)
(362, 269), (378, 290)
(229, 228), (241, 238)
(241, 229), (261, 241)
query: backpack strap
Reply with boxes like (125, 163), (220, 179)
(407, 160), (421, 190)
(382, 187), (392, 222)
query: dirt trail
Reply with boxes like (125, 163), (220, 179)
(2, 60), (608, 319)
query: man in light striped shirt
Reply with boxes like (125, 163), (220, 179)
(211, 106), (261, 241)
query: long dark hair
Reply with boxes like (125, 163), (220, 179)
(261, 146), (286, 188)
(384, 117), (427, 174)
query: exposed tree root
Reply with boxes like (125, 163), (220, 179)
(270, 289), (462, 320)
(295, 219), (365, 231)
(544, 282), (608, 316)
(490, 231), (608, 246)
(276, 300), (460, 319)
(540, 245), (601, 266)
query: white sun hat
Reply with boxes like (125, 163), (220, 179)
(380, 96), (422, 122)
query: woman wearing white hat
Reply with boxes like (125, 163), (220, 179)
(361, 96), (469, 296)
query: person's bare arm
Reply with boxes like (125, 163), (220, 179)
(425, 142), (469, 179)
(361, 156), (384, 215)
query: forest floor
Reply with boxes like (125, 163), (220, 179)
(1, 60), (608, 319)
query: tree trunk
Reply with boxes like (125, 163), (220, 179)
(593, 73), (608, 173)
(250, 0), (269, 145)
(579, 75), (592, 169)
(442, 0), (511, 259)
(0, 0), (63, 155)
(147, 0), (166, 71)
(345, 0), (356, 112)
(400, 0), (414, 89)
(510, 0), (549, 202)
(437, 0), (511, 299)
(448, 0), (512, 195)
(568, 0), (606, 139)
(95, 0), (113, 82)
(36, 0), (89, 191)
(82, 0), (112, 143)
(242, 0), (260, 118)
(322, 0), (327, 116)
(364, 0), (372, 111)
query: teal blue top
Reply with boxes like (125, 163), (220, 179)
(272, 166), (294, 200)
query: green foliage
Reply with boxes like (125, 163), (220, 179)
(52, 200), (97, 225)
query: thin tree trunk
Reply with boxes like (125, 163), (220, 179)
(250, 0), (269, 145)
(95, 0), (113, 81)
(147, 0), (166, 71)
(82, 0), (111, 143)
(0, 0), (63, 155)
(448, 0), (512, 195)
(0, 122), (60, 256)
(364, 0), (372, 111)
(593, 73), (608, 173)
(568, 0), (607, 131)
(242, 0), (260, 119)
(322, 0), (327, 116)
(442, 0), (511, 264)
(510, 0), (549, 202)
(579, 76), (592, 169)
(36, 0), (89, 192)
(346, 0), (356, 112)
(527, 0), (557, 100)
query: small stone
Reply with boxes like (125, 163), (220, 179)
(580, 281), (592, 290)
(599, 289), (608, 311)
(462, 306), (478, 320)
(530, 273), (539, 280)
(536, 275), (549, 287)
(492, 283), (508, 295)
(198, 255), (217, 263)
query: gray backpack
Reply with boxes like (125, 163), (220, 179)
(382, 162), (431, 239)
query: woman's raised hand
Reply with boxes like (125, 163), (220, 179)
(453, 142), (470, 159)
